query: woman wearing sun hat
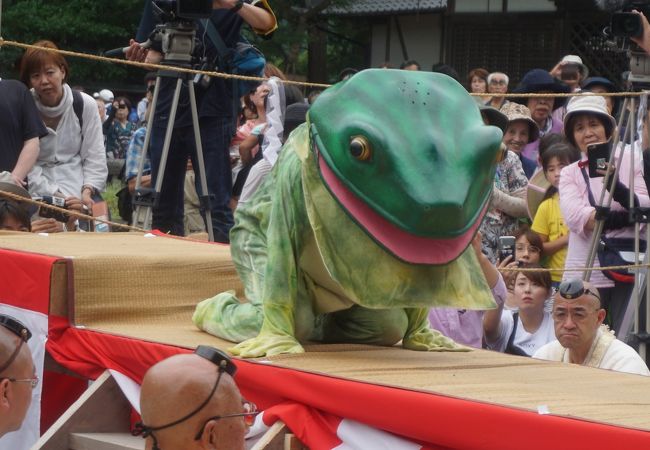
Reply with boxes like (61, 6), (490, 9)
(511, 69), (570, 163)
(478, 104), (529, 264)
(500, 102), (540, 179)
(559, 94), (649, 334)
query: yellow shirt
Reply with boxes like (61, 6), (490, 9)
(532, 192), (569, 282)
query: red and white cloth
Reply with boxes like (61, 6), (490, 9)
(2, 245), (650, 449)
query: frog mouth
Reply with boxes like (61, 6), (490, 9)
(316, 152), (484, 265)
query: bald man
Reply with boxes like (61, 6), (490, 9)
(138, 348), (250, 450)
(0, 315), (36, 437)
(534, 279), (649, 376)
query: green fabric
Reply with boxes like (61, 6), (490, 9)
(194, 124), (494, 357)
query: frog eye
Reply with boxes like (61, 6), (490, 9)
(350, 136), (372, 161)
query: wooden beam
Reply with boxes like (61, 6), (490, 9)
(34, 371), (132, 450)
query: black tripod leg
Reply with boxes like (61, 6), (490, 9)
(187, 81), (215, 242)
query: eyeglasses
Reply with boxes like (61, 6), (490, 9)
(194, 400), (259, 441)
(515, 244), (541, 254)
(490, 79), (507, 85)
(0, 374), (39, 389)
(0, 315), (31, 375)
(118, 104), (128, 109)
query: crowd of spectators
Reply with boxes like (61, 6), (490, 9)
(1, 7), (650, 388)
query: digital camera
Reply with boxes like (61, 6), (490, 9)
(34, 196), (69, 222)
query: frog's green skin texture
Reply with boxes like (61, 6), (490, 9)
(193, 70), (503, 357)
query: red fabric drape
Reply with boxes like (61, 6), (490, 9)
(3, 247), (649, 448)
(46, 319), (650, 450)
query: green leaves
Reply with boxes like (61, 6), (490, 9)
(1, 0), (143, 87)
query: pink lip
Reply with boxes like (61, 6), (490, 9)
(317, 153), (485, 265)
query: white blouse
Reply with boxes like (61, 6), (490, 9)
(28, 84), (107, 198)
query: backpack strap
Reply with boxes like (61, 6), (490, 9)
(504, 312), (530, 357)
(71, 89), (84, 137)
(506, 311), (519, 351)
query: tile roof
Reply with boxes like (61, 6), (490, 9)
(326, 0), (447, 16)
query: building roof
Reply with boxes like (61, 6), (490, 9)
(326, 0), (447, 16)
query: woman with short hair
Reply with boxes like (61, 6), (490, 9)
(484, 268), (555, 356)
(559, 95), (650, 334)
(19, 40), (107, 212)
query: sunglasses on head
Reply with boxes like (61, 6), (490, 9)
(0, 315), (31, 374)
(558, 278), (600, 301)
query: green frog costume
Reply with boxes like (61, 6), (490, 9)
(193, 69), (504, 357)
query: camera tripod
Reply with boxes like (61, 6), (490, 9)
(582, 94), (650, 361)
(132, 21), (215, 242)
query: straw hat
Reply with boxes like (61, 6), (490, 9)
(526, 169), (551, 220)
(0, 172), (37, 216)
(478, 104), (508, 133)
(563, 95), (616, 148)
(500, 102), (540, 143)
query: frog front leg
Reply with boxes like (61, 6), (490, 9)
(402, 307), (469, 352)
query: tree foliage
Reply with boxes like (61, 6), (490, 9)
(0, 0), (368, 89)
(0, 0), (144, 89)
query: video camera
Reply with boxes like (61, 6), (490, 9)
(606, 2), (650, 38)
(136, 0), (213, 65)
(599, 1), (650, 89)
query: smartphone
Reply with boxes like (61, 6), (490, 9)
(560, 64), (580, 81)
(498, 236), (516, 262)
(587, 141), (612, 178)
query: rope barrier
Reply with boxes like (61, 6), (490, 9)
(0, 39), (332, 89)
(2, 186), (649, 273)
(2, 39), (649, 95)
(472, 91), (646, 98)
(1, 39), (648, 259)
(0, 189), (146, 233)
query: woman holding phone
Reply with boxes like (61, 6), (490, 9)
(483, 267), (555, 356)
(559, 95), (649, 334)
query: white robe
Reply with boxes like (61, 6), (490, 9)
(534, 326), (650, 376)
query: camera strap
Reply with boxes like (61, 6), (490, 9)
(200, 18), (240, 126)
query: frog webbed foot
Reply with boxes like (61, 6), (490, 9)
(229, 333), (305, 358)
(193, 291), (263, 343)
(402, 327), (471, 352)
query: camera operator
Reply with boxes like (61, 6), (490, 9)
(125, 1), (276, 243)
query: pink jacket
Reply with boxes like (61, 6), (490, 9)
(559, 144), (649, 287)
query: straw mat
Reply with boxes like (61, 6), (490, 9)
(0, 232), (242, 335)
(1, 232), (650, 432)
(270, 345), (650, 431)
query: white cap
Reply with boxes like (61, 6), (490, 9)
(98, 89), (114, 102)
(560, 55), (589, 79)
(563, 95), (616, 147)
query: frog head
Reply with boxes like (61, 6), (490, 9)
(308, 69), (502, 265)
